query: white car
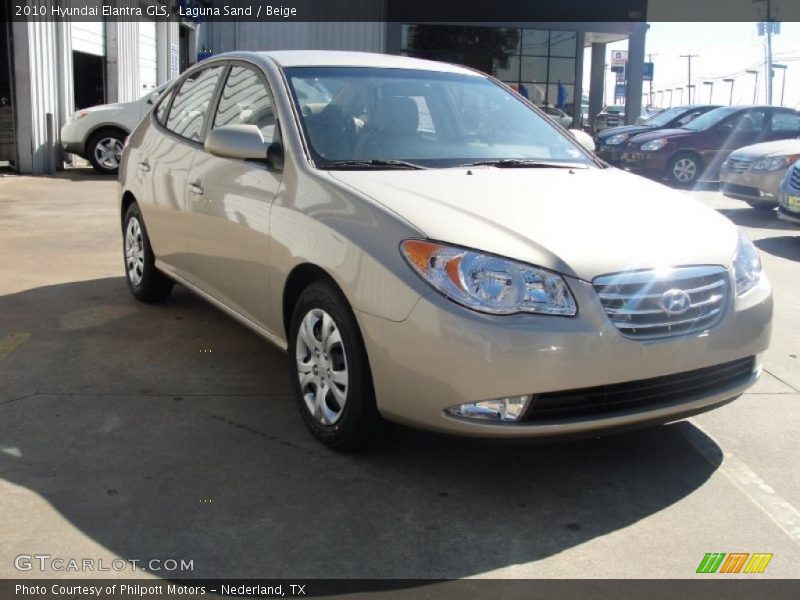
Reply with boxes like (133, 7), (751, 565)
(61, 82), (170, 175)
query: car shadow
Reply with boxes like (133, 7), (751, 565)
(754, 236), (800, 261)
(0, 277), (722, 580)
(717, 207), (796, 230)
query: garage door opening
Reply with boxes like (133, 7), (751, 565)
(0, 0), (16, 166)
(73, 51), (106, 109)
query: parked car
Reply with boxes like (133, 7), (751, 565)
(119, 51), (772, 450)
(61, 81), (171, 175)
(595, 105), (721, 164)
(542, 105), (573, 128)
(720, 138), (800, 209)
(777, 159), (800, 225)
(621, 105), (800, 186)
(594, 105), (625, 132)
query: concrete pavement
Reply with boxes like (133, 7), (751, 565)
(0, 170), (798, 579)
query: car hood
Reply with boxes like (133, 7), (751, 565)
(628, 128), (694, 143)
(596, 125), (651, 140)
(728, 138), (800, 159)
(330, 167), (738, 281)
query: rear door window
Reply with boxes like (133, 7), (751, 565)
(166, 65), (225, 142)
(771, 111), (800, 134)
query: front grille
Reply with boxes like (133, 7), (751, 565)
(524, 356), (755, 422)
(790, 163), (800, 190)
(593, 266), (729, 339)
(726, 156), (752, 173)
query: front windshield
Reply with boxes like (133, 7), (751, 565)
(284, 67), (592, 168)
(642, 106), (684, 127)
(682, 106), (738, 131)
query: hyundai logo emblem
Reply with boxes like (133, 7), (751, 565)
(660, 289), (692, 315)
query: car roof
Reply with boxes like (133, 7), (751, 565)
(209, 50), (481, 76)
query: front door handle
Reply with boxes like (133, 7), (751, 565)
(138, 160), (150, 172)
(188, 182), (204, 196)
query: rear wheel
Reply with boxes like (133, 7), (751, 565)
(667, 152), (702, 186)
(122, 202), (173, 302)
(288, 280), (384, 451)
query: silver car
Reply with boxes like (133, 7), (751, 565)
(721, 138), (800, 209)
(118, 51), (772, 450)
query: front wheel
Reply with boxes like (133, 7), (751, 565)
(746, 199), (776, 211)
(667, 152), (702, 187)
(87, 130), (126, 175)
(288, 280), (384, 451)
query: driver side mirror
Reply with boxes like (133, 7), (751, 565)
(147, 91), (160, 105)
(205, 124), (268, 162)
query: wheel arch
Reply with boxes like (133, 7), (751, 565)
(120, 190), (137, 229)
(282, 263), (340, 339)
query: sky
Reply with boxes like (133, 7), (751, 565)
(582, 22), (800, 110)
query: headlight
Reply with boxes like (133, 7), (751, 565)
(753, 155), (799, 171)
(732, 232), (763, 296)
(401, 239), (577, 316)
(606, 133), (629, 145)
(640, 138), (667, 152)
(67, 111), (90, 123)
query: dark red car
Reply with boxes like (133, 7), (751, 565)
(620, 106), (800, 186)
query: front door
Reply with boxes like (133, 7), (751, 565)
(186, 64), (283, 330)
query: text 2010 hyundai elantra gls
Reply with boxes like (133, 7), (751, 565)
(118, 51), (772, 450)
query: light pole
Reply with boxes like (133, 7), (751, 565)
(677, 87), (684, 104)
(723, 78), (735, 105)
(680, 53), (699, 102)
(745, 69), (759, 103)
(703, 81), (714, 103)
(773, 64), (787, 106)
(687, 84), (696, 105)
(667, 89), (673, 107)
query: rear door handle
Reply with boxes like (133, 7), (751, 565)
(188, 182), (204, 196)
(138, 160), (150, 172)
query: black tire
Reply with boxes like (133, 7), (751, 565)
(122, 202), (173, 302)
(87, 129), (126, 175)
(746, 199), (776, 211)
(666, 152), (703, 187)
(288, 279), (384, 451)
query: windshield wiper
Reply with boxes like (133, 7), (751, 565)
(325, 159), (427, 170)
(457, 159), (584, 169)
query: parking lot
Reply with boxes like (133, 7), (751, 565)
(0, 169), (799, 580)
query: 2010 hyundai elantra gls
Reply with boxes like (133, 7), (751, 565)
(118, 51), (772, 450)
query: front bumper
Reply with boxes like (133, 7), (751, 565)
(620, 149), (669, 175)
(60, 121), (86, 157)
(358, 275), (772, 438)
(720, 166), (783, 203)
(595, 143), (625, 164)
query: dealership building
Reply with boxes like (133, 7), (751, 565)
(1, 0), (199, 173)
(1, 0), (647, 174)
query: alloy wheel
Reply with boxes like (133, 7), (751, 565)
(673, 157), (697, 183)
(94, 137), (123, 170)
(295, 308), (349, 425)
(125, 217), (145, 287)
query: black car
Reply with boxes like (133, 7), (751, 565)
(595, 105), (721, 164)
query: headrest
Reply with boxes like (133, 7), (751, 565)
(373, 96), (419, 135)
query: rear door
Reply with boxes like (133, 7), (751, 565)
(185, 62), (283, 329)
(767, 109), (800, 142)
(136, 63), (225, 281)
